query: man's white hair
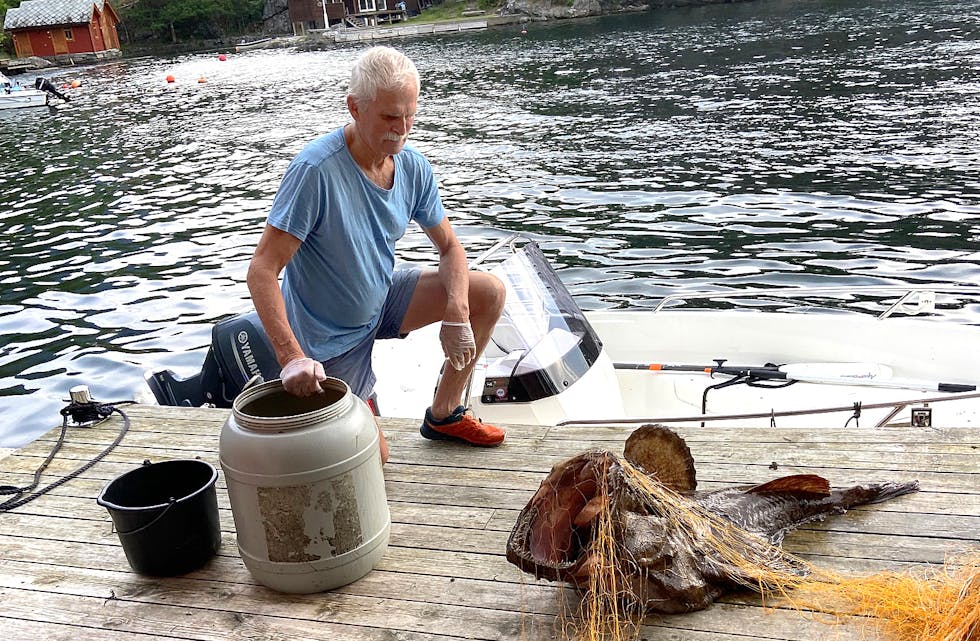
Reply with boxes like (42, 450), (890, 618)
(349, 46), (420, 105)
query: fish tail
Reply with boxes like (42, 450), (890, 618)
(835, 480), (919, 508)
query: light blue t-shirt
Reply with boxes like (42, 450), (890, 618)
(267, 126), (445, 361)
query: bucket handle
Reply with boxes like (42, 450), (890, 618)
(113, 497), (178, 537)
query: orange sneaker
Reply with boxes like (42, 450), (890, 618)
(420, 406), (505, 447)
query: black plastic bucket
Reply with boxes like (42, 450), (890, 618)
(97, 459), (221, 576)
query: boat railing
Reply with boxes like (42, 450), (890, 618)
(556, 389), (980, 429)
(469, 233), (526, 269)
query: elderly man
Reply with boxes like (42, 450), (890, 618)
(247, 46), (506, 463)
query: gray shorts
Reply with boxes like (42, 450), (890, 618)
(321, 267), (422, 403)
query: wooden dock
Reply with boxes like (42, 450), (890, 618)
(0, 404), (977, 640)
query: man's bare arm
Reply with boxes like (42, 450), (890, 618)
(246, 224), (305, 367)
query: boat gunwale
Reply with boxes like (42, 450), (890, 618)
(651, 284), (980, 316)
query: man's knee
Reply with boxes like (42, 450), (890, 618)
(471, 271), (506, 318)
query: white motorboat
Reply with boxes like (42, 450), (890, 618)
(371, 237), (980, 430)
(1, 73), (70, 110)
(146, 236), (980, 430)
(0, 84), (48, 109)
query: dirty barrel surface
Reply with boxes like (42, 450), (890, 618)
(219, 377), (389, 593)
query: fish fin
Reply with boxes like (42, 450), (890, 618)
(623, 424), (697, 493)
(747, 474), (831, 497)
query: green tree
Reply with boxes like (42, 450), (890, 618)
(119, 0), (263, 43)
(1, 0), (23, 55)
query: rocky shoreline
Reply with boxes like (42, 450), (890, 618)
(2, 0), (751, 72)
(0, 48), (122, 74)
(282, 0), (757, 46)
(501, 0), (750, 19)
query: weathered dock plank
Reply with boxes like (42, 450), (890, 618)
(0, 404), (977, 640)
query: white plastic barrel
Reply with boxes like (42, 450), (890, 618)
(219, 377), (389, 593)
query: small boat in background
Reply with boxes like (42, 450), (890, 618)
(146, 235), (980, 430)
(1, 73), (70, 110)
(234, 37), (274, 53)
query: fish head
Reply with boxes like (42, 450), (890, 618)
(505, 450), (621, 583)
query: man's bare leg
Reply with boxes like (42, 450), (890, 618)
(400, 269), (506, 415)
(373, 416), (389, 464)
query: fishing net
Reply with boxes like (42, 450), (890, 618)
(516, 453), (979, 641)
(799, 553), (980, 641)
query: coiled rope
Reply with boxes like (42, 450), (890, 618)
(0, 400), (132, 512)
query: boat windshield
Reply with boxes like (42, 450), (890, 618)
(483, 242), (601, 403)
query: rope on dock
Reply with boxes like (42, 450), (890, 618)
(0, 401), (133, 512)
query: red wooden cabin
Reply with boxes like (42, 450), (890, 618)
(3, 0), (120, 59)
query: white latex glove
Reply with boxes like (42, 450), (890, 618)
(280, 356), (326, 396)
(439, 321), (476, 371)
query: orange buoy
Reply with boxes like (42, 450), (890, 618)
(197, 76), (207, 83)
(218, 54), (227, 61)
(70, 80), (81, 89)
(166, 74), (175, 83)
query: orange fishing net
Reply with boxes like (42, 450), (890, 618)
(801, 552), (980, 641)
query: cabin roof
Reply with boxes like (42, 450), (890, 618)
(2, 0), (106, 30)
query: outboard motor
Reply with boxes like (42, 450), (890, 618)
(145, 312), (279, 408)
(35, 77), (70, 102)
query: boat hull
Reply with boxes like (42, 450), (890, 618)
(0, 90), (49, 109)
(235, 37), (274, 52)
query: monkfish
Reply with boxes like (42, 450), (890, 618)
(505, 425), (919, 614)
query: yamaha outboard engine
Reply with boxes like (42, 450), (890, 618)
(146, 312), (280, 407)
(35, 77), (70, 102)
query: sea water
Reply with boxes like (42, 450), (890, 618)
(1, 0), (978, 447)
